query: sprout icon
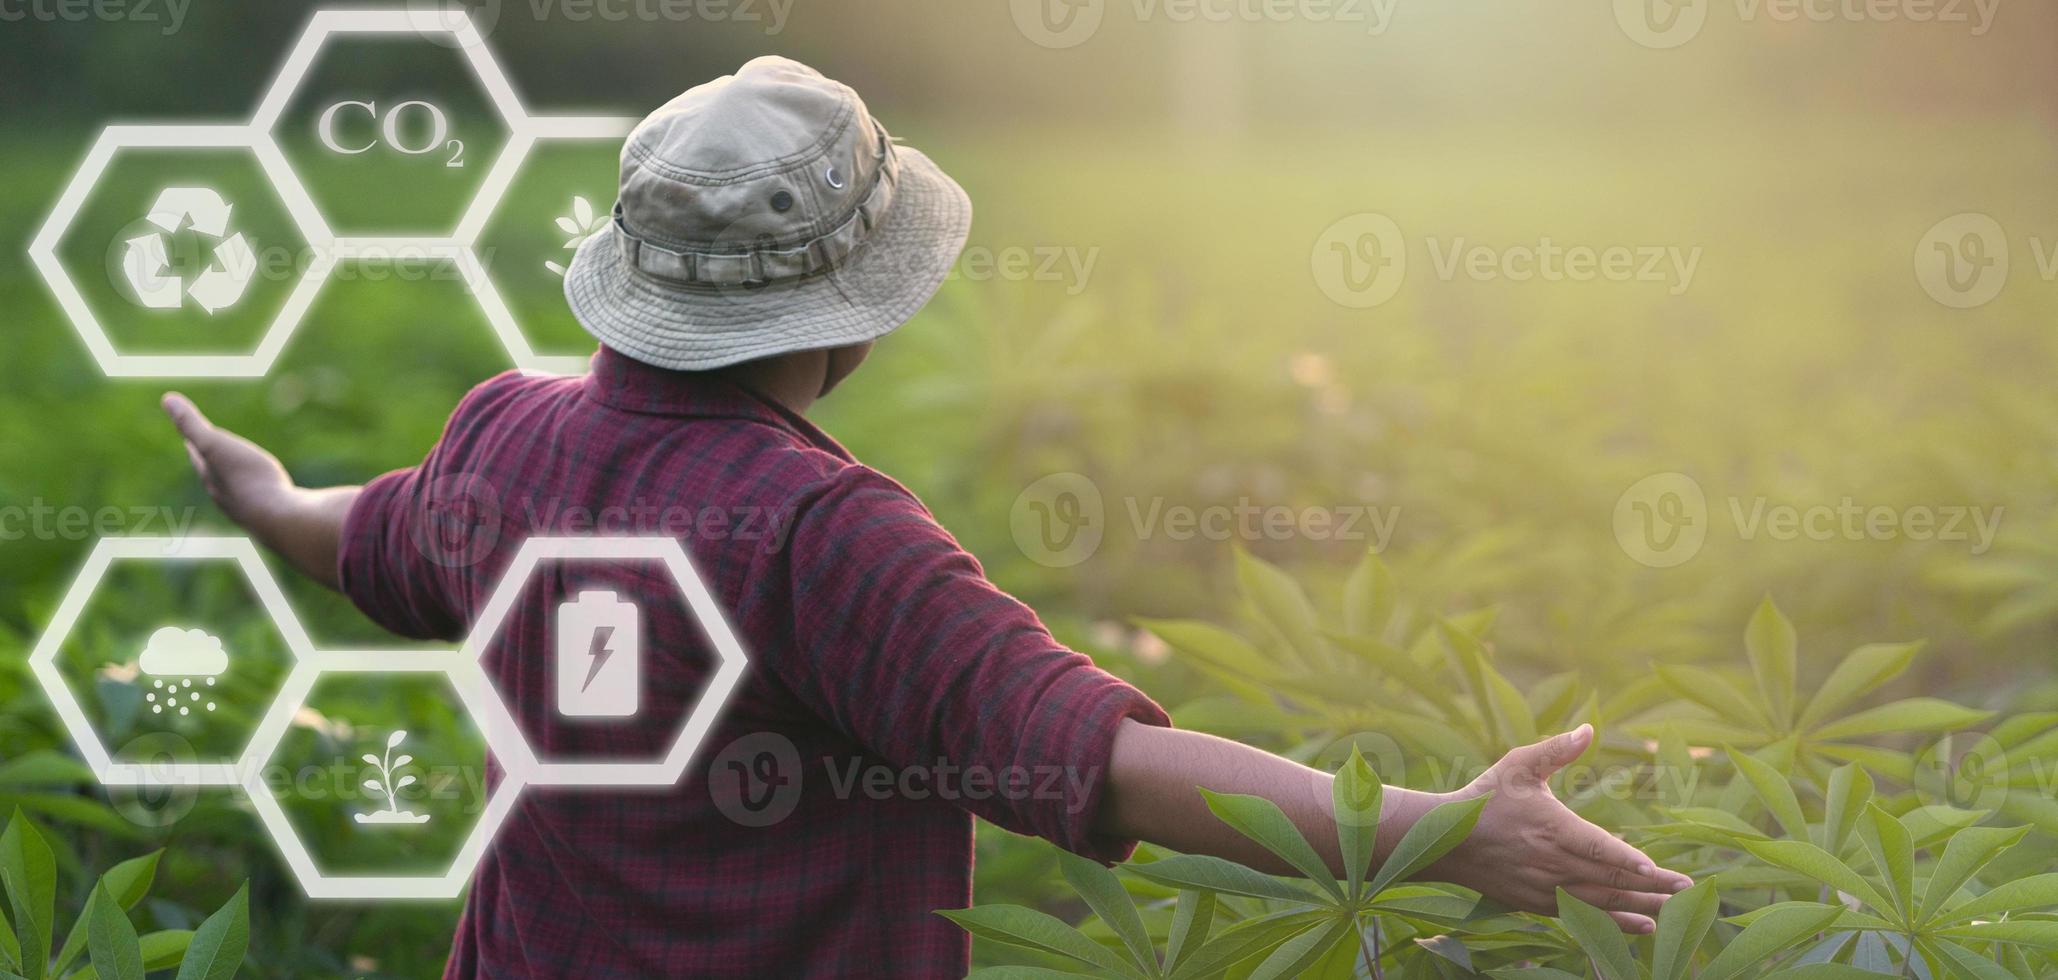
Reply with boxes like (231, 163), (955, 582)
(542, 196), (608, 278)
(355, 729), (431, 826)
(138, 625), (227, 716)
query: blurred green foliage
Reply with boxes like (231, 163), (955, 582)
(3, 3), (2058, 975)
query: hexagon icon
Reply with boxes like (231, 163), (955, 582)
(243, 651), (521, 900)
(29, 126), (334, 378)
(469, 117), (636, 375)
(459, 537), (749, 787)
(28, 537), (316, 786)
(256, 9), (522, 239)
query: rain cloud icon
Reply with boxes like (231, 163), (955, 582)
(139, 626), (230, 678)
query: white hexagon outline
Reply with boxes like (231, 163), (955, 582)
(27, 125), (337, 378)
(252, 8), (530, 243)
(458, 536), (750, 787)
(34, 8), (642, 378)
(460, 116), (638, 376)
(241, 649), (525, 900)
(27, 536), (318, 786)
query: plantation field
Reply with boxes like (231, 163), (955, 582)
(2, 104), (2057, 975)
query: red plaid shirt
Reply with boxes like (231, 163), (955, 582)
(337, 347), (1168, 978)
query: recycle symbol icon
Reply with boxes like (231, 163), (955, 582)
(120, 186), (258, 315)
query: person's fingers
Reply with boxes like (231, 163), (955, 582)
(1563, 883), (1672, 919)
(1570, 852), (1693, 895)
(182, 441), (210, 483)
(1563, 820), (1682, 885)
(162, 392), (217, 452)
(1499, 723), (1593, 784)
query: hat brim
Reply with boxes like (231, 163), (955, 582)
(563, 146), (972, 372)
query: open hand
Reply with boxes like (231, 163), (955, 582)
(162, 392), (293, 531)
(1426, 724), (1692, 933)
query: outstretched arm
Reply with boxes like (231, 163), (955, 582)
(1097, 720), (1692, 933)
(162, 393), (357, 589)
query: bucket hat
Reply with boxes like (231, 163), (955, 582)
(564, 56), (972, 371)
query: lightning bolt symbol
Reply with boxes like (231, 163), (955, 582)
(580, 626), (617, 692)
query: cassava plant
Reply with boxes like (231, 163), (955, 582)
(0, 808), (249, 980)
(941, 747), (1494, 978)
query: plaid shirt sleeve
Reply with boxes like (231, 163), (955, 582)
(768, 465), (1170, 863)
(334, 375), (520, 643)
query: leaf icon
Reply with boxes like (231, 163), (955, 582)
(396, 775), (417, 789)
(363, 779), (386, 797)
(388, 730), (408, 748)
(556, 216), (583, 236)
(361, 754), (381, 767)
(544, 260), (567, 278)
(573, 196), (595, 229)
(393, 755), (413, 768)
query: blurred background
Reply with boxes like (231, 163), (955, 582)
(3, 1), (2057, 974)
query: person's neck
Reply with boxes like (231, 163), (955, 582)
(720, 351), (826, 415)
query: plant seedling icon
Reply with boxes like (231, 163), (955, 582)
(354, 729), (430, 826)
(543, 195), (608, 277)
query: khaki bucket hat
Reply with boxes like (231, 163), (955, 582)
(564, 56), (972, 371)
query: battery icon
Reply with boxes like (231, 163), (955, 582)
(555, 590), (641, 718)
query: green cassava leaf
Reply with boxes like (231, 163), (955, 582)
(1818, 763), (1873, 854)
(1366, 795), (1487, 899)
(51, 850), (162, 977)
(1332, 746), (1381, 901)
(0, 808), (55, 980)
(1651, 879), (1719, 980)
(1126, 854), (1327, 906)
(1655, 665), (1771, 730)
(1796, 642), (1920, 732)
(1245, 916), (1349, 980)
(1854, 804), (1913, 922)
(1234, 547), (1324, 665)
(1740, 839), (1894, 915)
(1700, 901), (1842, 980)
(1727, 746), (1809, 842)
(1055, 852), (1155, 974)
(83, 883), (141, 980)
(1744, 597), (1798, 729)
(1812, 699), (1994, 741)
(1342, 550), (1396, 637)
(173, 883), (246, 980)
(1940, 872), (2058, 925)
(938, 906), (1140, 978)
(1198, 790), (1344, 901)
(1162, 891), (1213, 975)
(1918, 825), (2028, 924)
(1553, 888), (1637, 980)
